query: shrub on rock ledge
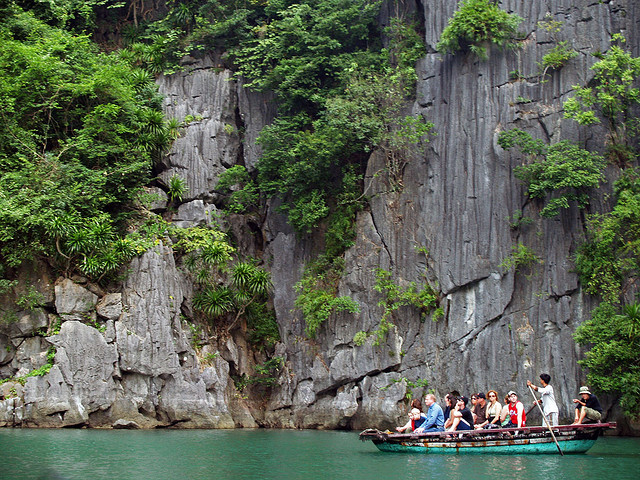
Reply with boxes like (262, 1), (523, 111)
(437, 0), (523, 59)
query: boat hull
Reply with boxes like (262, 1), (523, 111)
(360, 423), (616, 455)
(372, 438), (596, 454)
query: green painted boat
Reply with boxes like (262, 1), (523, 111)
(359, 423), (616, 454)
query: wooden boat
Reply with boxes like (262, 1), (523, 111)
(359, 423), (617, 454)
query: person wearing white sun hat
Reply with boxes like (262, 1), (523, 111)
(572, 386), (603, 424)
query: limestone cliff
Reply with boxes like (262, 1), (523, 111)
(1, 0), (639, 431)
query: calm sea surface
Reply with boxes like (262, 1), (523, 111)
(1, 429), (639, 480)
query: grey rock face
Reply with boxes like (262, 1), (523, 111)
(54, 278), (97, 322)
(237, 77), (277, 171)
(157, 57), (239, 201)
(117, 244), (183, 376)
(16, 321), (118, 426)
(48, 321), (118, 414)
(0, 334), (12, 365)
(11, 336), (49, 377)
(95, 293), (122, 321)
(22, 365), (72, 426)
(260, 1), (638, 429)
(172, 200), (220, 229)
(3, 2), (638, 431)
(5, 309), (48, 339)
(2, 244), (249, 428)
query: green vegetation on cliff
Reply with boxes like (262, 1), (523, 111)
(0, 5), (176, 280)
(233, 4), (432, 234)
(174, 226), (279, 347)
(0, 0), (432, 344)
(436, 0), (523, 59)
(568, 39), (640, 419)
(353, 268), (439, 347)
(573, 168), (640, 420)
(501, 35), (640, 418)
(564, 34), (640, 166)
(3, 1), (640, 419)
(498, 129), (606, 218)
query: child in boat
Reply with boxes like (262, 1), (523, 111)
(396, 408), (427, 432)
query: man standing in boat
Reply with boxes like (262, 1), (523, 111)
(572, 386), (603, 424)
(414, 394), (445, 432)
(527, 373), (559, 426)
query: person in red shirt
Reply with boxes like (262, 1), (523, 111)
(505, 390), (526, 428)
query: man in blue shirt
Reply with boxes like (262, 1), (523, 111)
(415, 393), (445, 432)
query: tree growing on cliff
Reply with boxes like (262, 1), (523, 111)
(176, 226), (279, 345)
(574, 301), (640, 419)
(294, 255), (360, 338)
(498, 129), (606, 217)
(575, 170), (640, 305)
(564, 34), (640, 166)
(0, 7), (176, 280)
(225, 2), (432, 234)
(565, 38), (640, 419)
(436, 0), (523, 59)
(353, 268), (439, 347)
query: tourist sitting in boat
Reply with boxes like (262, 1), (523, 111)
(572, 386), (603, 425)
(470, 394), (478, 422)
(414, 394), (445, 432)
(472, 392), (488, 428)
(443, 391), (459, 430)
(447, 396), (474, 432)
(527, 373), (559, 426)
(442, 394), (453, 427)
(504, 391), (526, 428)
(476, 390), (501, 429)
(499, 394), (511, 426)
(396, 407), (427, 433)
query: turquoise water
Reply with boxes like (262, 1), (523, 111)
(1, 429), (639, 480)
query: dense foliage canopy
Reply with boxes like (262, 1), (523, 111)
(0, 5), (175, 279)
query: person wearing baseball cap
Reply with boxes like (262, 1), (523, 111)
(472, 392), (488, 428)
(572, 386), (603, 424)
(505, 390), (526, 428)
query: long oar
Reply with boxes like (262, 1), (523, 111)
(525, 403), (537, 416)
(528, 385), (563, 456)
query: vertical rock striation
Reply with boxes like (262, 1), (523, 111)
(1, 1), (638, 430)
(260, 0), (638, 429)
